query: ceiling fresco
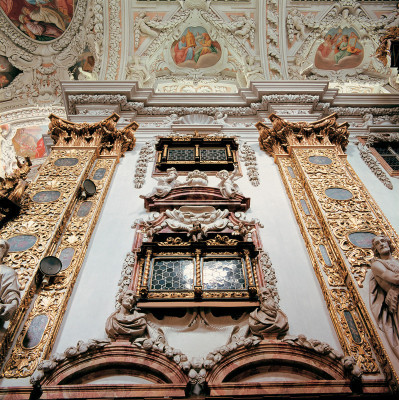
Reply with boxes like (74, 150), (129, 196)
(0, 0), (398, 172)
(0, 0), (74, 41)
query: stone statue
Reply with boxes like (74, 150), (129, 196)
(106, 289), (164, 342)
(105, 290), (147, 340)
(216, 165), (242, 199)
(249, 287), (289, 338)
(140, 167), (182, 198)
(0, 239), (21, 322)
(370, 235), (399, 358)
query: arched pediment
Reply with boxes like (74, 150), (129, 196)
(40, 342), (188, 387)
(207, 341), (347, 385)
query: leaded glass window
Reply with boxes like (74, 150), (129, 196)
(373, 143), (399, 171)
(150, 258), (194, 290)
(200, 148), (227, 162)
(202, 258), (246, 290)
(167, 148), (195, 162)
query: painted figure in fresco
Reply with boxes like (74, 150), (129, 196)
(314, 27), (363, 71)
(216, 165), (242, 199)
(1, 0), (73, 41)
(249, 287), (289, 337)
(0, 239), (21, 322)
(172, 26), (221, 69)
(317, 30), (341, 58)
(370, 235), (399, 358)
(194, 32), (217, 63)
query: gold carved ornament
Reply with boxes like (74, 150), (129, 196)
(256, 114), (399, 389)
(2, 115), (138, 378)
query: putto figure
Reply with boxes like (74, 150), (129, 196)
(216, 165), (242, 199)
(140, 167), (182, 198)
(0, 239), (21, 322)
(370, 235), (399, 358)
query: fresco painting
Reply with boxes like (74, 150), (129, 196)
(12, 125), (48, 159)
(0, 56), (22, 89)
(0, 0), (74, 41)
(315, 27), (363, 71)
(172, 26), (221, 69)
(69, 46), (95, 80)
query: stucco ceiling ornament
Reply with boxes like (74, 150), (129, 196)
(165, 206), (230, 234)
(125, 56), (154, 87)
(134, 3), (260, 89)
(105, 0), (122, 80)
(0, 0), (95, 105)
(265, 0), (282, 79)
(288, 0), (395, 86)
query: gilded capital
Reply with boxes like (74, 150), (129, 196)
(48, 114), (138, 156)
(256, 113), (349, 156)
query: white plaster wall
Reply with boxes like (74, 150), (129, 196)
(53, 136), (341, 360)
(346, 142), (399, 232)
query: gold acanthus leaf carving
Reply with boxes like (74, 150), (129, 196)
(206, 235), (239, 246)
(256, 113), (349, 156)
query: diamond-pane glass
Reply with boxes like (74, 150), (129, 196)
(200, 148), (227, 161)
(168, 148), (195, 161)
(203, 258), (246, 290)
(150, 259), (194, 290)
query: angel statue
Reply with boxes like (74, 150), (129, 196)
(216, 165), (242, 199)
(140, 167), (182, 198)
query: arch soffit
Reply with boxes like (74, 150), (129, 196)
(41, 343), (189, 386)
(206, 341), (346, 384)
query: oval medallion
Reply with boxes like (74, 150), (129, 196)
(287, 167), (296, 179)
(59, 248), (75, 270)
(77, 201), (92, 217)
(309, 156), (332, 165)
(93, 168), (106, 180)
(22, 314), (48, 349)
(32, 190), (60, 203)
(319, 245), (332, 266)
(344, 310), (362, 344)
(348, 232), (376, 249)
(54, 157), (79, 167)
(325, 188), (353, 201)
(8, 235), (37, 252)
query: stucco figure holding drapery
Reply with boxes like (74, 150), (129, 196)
(370, 235), (399, 359)
(249, 287), (289, 337)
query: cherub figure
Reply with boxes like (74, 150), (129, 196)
(140, 167), (182, 198)
(216, 165), (242, 199)
(187, 221), (207, 242)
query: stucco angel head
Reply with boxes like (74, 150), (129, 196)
(216, 170), (229, 181)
